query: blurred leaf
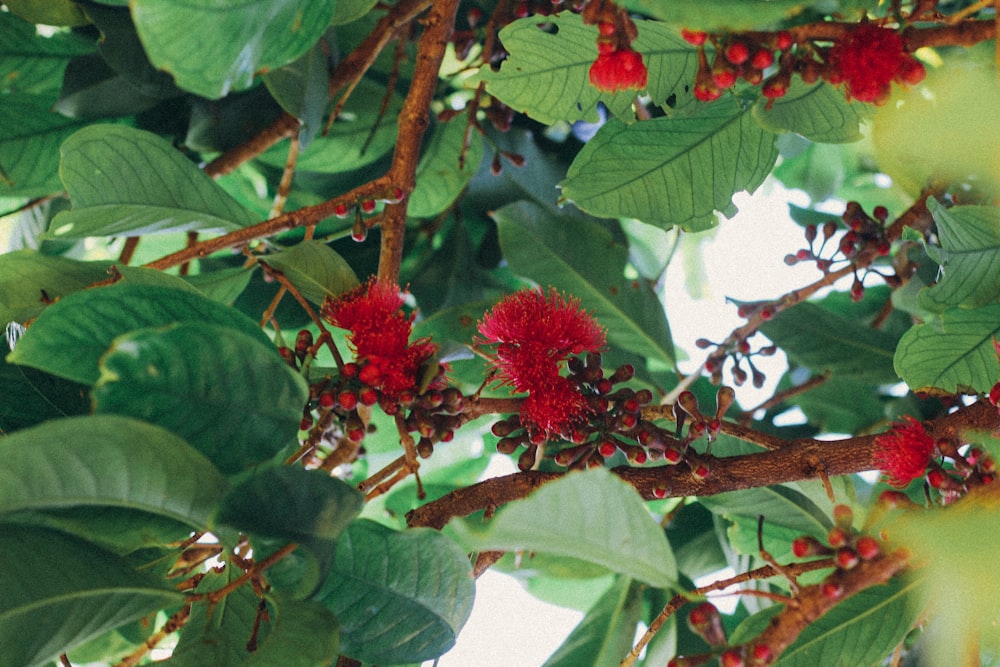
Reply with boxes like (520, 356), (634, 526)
(773, 142), (846, 203)
(760, 302), (900, 383)
(623, 0), (808, 30)
(0, 346), (89, 433)
(409, 119), (485, 218)
(93, 323), (308, 474)
(894, 305), (1000, 394)
(542, 577), (644, 667)
(49, 125), (257, 238)
(316, 519), (475, 664)
(331, 0), (379, 25)
(919, 200), (1000, 311)
(0, 525), (182, 667)
(450, 467), (677, 589)
(53, 53), (162, 119)
(753, 80), (872, 143)
(494, 201), (675, 366)
(131, 0), (336, 99)
(3, 0), (89, 26)
(263, 41), (330, 148)
(560, 101), (778, 231)
(7, 282), (273, 385)
(0, 12), (93, 95)
(246, 593), (339, 666)
(782, 373), (885, 435)
(0, 415), (228, 534)
(259, 241), (359, 305)
(482, 14), (698, 124)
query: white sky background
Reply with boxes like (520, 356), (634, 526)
(428, 178), (841, 667)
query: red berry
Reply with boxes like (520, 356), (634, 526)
(681, 29), (707, 46)
(873, 205), (889, 222)
(318, 391), (336, 409)
(762, 76), (788, 99)
(693, 463), (711, 480)
(712, 66), (738, 89)
(927, 468), (949, 488)
(664, 447), (683, 464)
(836, 547), (860, 570)
(598, 440), (617, 457)
(792, 536), (820, 558)
(856, 536), (880, 560)
(750, 49), (774, 70)
(752, 644), (772, 662)
(796, 248), (811, 260)
(358, 364), (381, 386)
(725, 42), (750, 65)
(333, 202), (350, 218)
(760, 306), (774, 320)
(360, 199), (377, 214)
(299, 416), (313, 430)
(337, 390), (358, 411)
(822, 581), (843, 599)
(827, 526), (849, 548)
(720, 649), (744, 667)
(876, 240), (891, 256)
(359, 387), (379, 406)
(597, 21), (616, 37)
(341, 362), (359, 378)
(632, 449), (647, 464)
(775, 31), (793, 50)
(652, 486), (667, 499)
(688, 602), (718, 626)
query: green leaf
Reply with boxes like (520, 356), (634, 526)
(316, 519), (474, 664)
(559, 102), (778, 231)
(0, 524), (183, 667)
(894, 305), (1000, 394)
(408, 119), (485, 218)
(216, 466), (364, 595)
(0, 415), (229, 531)
(259, 241), (359, 305)
(449, 467), (677, 589)
(782, 374), (885, 435)
(623, 0), (806, 30)
(0, 348), (89, 433)
(263, 41), (330, 148)
(0, 93), (88, 198)
(331, 0), (378, 25)
(482, 14), (698, 124)
(131, 0), (336, 99)
(7, 282), (273, 385)
(53, 54), (162, 120)
(182, 266), (255, 305)
(49, 125), (257, 239)
(919, 200), (1000, 311)
(0, 12), (94, 95)
(93, 323), (308, 474)
(542, 577), (645, 667)
(0, 250), (116, 324)
(257, 78), (402, 173)
(494, 201), (675, 366)
(759, 302), (900, 383)
(246, 593), (339, 666)
(3, 0), (89, 26)
(753, 80), (872, 143)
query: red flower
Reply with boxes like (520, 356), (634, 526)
(873, 416), (937, 487)
(322, 279), (437, 399)
(479, 288), (606, 437)
(827, 24), (923, 104)
(589, 47), (648, 93)
(990, 339), (1000, 414)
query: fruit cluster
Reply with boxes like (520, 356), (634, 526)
(698, 334), (777, 388)
(670, 601), (773, 667)
(791, 504), (884, 602)
(683, 29), (793, 102)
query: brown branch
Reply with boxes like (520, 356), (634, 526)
(407, 401), (999, 530)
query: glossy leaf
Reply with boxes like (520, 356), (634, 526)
(259, 241), (359, 305)
(450, 467), (677, 589)
(494, 201), (675, 366)
(920, 200), (1000, 310)
(759, 302), (900, 383)
(315, 519), (475, 664)
(3, 0), (89, 26)
(93, 323), (308, 474)
(560, 102), (778, 231)
(49, 125), (257, 238)
(408, 119), (485, 218)
(183, 266), (255, 305)
(542, 577), (644, 667)
(131, 0), (336, 99)
(0, 93), (88, 197)
(263, 42), (330, 148)
(482, 14), (698, 124)
(0, 12), (93, 95)
(894, 305), (1000, 394)
(0, 415), (228, 530)
(7, 282), (273, 385)
(753, 80), (872, 143)
(0, 524), (183, 667)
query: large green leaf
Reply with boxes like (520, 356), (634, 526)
(450, 467), (677, 589)
(408, 119), (485, 218)
(315, 519), (475, 664)
(0, 12), (93, 95)
(259, 241), (359, 305)
(0, 93), (88, 197)
(246, 593), (339, 667)
(759, 302), (900, 383)
(559, 101), (778, 231)
(894, 305), (1000, 394)
(494, 201), (675, 366)
(92, 323), (307, 474)
(542, 577), (645, 667)
(0, 250), (116, 324)
(920, 200), (1000, 311)
(753, 80), (872, 143)
(7, 282), (272, 385)
(0, 415), (228, 531)
(49, 125), (257, 239)
(623, 0), (806, 30)
(0, 336), (89, 433)
(482, 14), (698, 124)
(263, 41), (330, 148)
(131, 0), (336, 99)
(0, 525), (183, 667)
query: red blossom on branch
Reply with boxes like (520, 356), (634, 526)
(827, 23), (925, 104)
(478, 287), (606, 437)
(990, 339), (1000, 414)
(872, 416), (937, 487)
(589, 46), (648, 93)
(322, 279), (438, 399)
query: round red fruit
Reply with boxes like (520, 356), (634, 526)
(681, 29), (707, 46)
(725, 42), (750, 65)
(750, 49), (774, 70)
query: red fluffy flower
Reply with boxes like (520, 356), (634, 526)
(322, 279), (437, 399)
(827, 24), (923, 104)
(589, 47), (648, 93)
(873, 416), (937, 487)
(479, 287), (606, 437)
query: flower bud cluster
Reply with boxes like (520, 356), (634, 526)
(683, 30), (793, 102)
(697, 334), (776, 387)
(669, 601), (773, 667)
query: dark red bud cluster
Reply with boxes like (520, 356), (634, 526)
(684, 29), (795, 102)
